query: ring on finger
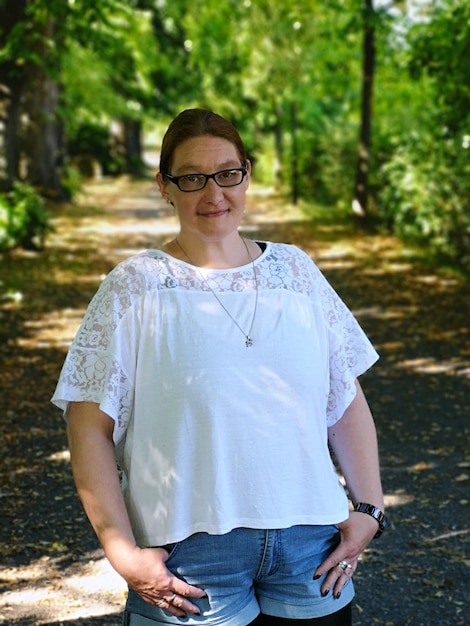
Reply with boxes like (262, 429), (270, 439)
(155, 598), (165, 606)
(168, 593), (177, 604)
(338, 560), (353, 572)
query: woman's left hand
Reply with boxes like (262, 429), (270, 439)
(313, 511), (379, 599)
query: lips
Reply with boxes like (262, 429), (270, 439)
(198, 209), (228, 217)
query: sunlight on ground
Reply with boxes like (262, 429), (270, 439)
(73, 217), (179, 238)
(316, 259), (357, 271)
(397, 356), (470, 378)
(16, 308), (86, 350)
(48, 450), (70, 462)
(2, 430), (125, 625)
(0, 557), (127, 624)
(384, 493), (415, 507)
(353, 305), (415, 321)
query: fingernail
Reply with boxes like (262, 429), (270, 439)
(313, 574), (321, 580)
(321, 589), (329, 597)
(335, 592), (341, 599)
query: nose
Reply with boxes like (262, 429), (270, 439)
(202, 177), (224, 202)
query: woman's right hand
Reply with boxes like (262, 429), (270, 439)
(111, 544), (206, 617)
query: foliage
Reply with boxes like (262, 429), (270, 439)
(67, 122), (125, 175)
(407, 0), (470, 135)
(374, 0), (470, 272)
(377, 131), (470, 271)
(60, 43), (126, 138)
(59, 165), (84, 200)
(0, 182), (50, 251)
(1, 0), (469, 272)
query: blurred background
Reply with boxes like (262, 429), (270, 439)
(0, 0), (469, 272)
(1, 3), (469, 625)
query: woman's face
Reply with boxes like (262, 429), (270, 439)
(157, 135), (251, 243)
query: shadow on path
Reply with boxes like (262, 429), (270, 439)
(0, 178), (468, 625)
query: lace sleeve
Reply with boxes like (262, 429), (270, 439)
(309, 259), (379, 426)
(51, 261), (142, 444)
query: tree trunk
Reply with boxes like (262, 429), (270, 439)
(23, 71), (68, 199)
(123, 119), (144, 175)
(290, 101), (299, 205)
(0, 0), (28, 191)
(0, 76), (23, 191)
(353, 0), (376, 218)
(21, 17), (68, 200)
(273, 103), (284, 188)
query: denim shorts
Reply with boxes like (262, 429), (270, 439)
(123, 525), (354, 626)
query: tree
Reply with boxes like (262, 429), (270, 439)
(61, 1), (194, 176)
(352, 0), (376, 218)
(1, 0), (157, 195)
(0, 0), (28, 190)
(0, 0), (81, 197)
(21, 3), (68, 198)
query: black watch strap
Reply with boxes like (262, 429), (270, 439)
(353, 502), (387, 538)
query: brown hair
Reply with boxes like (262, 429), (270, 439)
(159, 109), (247, 175)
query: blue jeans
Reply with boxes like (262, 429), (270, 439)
(123, 525), (354, 626)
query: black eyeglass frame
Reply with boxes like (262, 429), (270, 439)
(163, 165), (248, 192)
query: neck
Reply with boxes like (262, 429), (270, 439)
(172, 234), (256, 269)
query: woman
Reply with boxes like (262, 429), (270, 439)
(52, 109), (386, 626)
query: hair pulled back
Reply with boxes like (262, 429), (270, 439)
(159, 109), (247, 175)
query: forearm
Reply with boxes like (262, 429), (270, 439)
(328, 380), (384, 510)
(67, 402), (137, 565)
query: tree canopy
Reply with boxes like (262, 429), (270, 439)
(0, 0), (469, 270)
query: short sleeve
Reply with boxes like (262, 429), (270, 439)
(51, 261), (141, 445)
(310, 262), (379, 426)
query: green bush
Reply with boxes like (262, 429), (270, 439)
(59, 165), (84, 199)
(68, 122), (125, 176)
(0, 182), (51, 251)
(376, 133), (470, 272)
(293, 118), (358, 206)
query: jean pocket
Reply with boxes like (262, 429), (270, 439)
(160, 541), (181, 560)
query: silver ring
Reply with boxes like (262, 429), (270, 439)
(155, 598), (165, 606)
(168, 593), (177, 604)
(338, 560), (352, 571)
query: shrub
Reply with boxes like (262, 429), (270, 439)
(68, 122), (125, 176)
(376, 133), (470, 273)
(0, 182), (51, 251)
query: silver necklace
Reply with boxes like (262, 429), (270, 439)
(175, 237), (259, 347)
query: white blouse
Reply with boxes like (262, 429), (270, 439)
(52, 242), (379, 546)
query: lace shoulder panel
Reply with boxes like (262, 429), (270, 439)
(73, 251), (173, 352)
(260, 243), (348, 318)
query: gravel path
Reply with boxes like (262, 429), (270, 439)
(1, 178), (468, 625)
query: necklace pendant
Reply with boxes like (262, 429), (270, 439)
(175, 237), (258, 350)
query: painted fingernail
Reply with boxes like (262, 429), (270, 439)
(336, 592), (341, 599)
(313, 574), (321, 580)
(322, 589), (329, 597)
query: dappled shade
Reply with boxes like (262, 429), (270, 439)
(0, 179), (468, 625)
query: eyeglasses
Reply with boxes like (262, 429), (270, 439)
(164, 165), (248, 192)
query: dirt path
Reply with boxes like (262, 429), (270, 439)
(0, 177), (469, 625)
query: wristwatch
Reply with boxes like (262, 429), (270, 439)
(353, 502), (388, 538)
